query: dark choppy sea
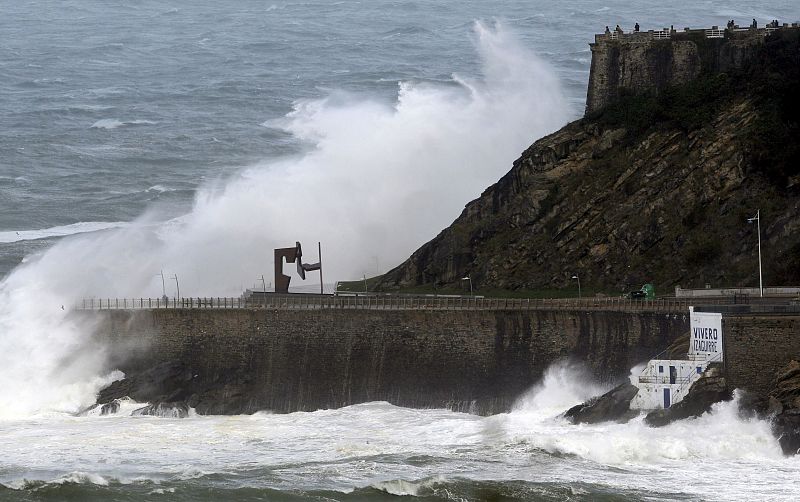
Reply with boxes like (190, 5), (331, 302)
(1, 1), (798, 500)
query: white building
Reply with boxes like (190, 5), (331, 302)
(630, 309), (723, 410)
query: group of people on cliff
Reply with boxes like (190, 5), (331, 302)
(726, 19), (782, 29)
(606, 19), (784, 36)
(605, 23), (639, 35)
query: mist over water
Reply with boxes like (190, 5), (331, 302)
(1, 0), (800, 499)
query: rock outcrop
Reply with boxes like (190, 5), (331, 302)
(96, 361), (257, 416)
(766, 360), (800, 454)
(644, 363), (731, 427)
(375, 29), (800, 294)
(132, 402), (190, 418)
(564, 382), (640, 424)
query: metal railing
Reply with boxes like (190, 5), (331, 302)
(75, 295), (710, 313)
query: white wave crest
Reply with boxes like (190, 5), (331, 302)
(52, 471), (111, 486)
(90, 118), (157, 129)
(0, 221), (129, 244)
(145, 185), (176, 193)
(369, 476), (447, 496)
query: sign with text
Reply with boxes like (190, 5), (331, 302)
(690, 311), (723, 360)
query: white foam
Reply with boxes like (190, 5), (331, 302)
(51, 471), (110, 486)
(90, 118), (124, 129)
(145, 185), (176, 193)
(369, 476), (446, 496)
(512, 360), (610, 418)
(0, 221), (129, 244)
(90, 119), (157, 129)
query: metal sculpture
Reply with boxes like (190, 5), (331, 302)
(274, 241), (323, 294)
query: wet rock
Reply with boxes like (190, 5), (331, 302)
(95, 361), (259, 416)
(97, 361), (194, 405)
(766, 360), (800, 455)
(645, 364), (731, 427)
(132, 402), (190, 418)
(564, 382), (640, 424)
(100, 400), (121, 415)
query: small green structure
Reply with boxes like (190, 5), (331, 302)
(628, 283), (655, 300)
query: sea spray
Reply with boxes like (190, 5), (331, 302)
(0, 21), (570, 417)
(511, 360), (611, 418)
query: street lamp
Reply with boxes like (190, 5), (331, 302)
(747, 210), (763, 297)
(156, 270), (167, 301)
(571, 274), (581, 299)
(258, 274), (268, 308)
(461, 276), (473, 296)
(170, 274), (180, 299)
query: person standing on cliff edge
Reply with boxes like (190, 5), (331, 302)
(634, 22), (640, 32)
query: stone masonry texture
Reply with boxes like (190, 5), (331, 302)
(724, 315), (800, 396)
(83, 308), (688, 414)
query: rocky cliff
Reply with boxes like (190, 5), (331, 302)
(376, 29), (800, 294)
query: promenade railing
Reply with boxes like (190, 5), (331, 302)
(75, 295), (725, 314)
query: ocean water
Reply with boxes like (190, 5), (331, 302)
(1, 0), (799, 500)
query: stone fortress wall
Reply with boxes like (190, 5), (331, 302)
(585, 22), (799, 114)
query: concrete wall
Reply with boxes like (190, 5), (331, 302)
(87, 308), (688, 414)
(723, 314), (800, 396)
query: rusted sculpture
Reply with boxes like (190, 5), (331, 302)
(274, 241), (322, 293)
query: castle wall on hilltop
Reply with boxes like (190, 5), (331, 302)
(585, 26), (776, 114)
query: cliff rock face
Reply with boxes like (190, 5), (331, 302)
(767, 360), (800, 454)
(376, 30), (800, 294)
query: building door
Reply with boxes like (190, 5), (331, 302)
(663, 388), (671, 408)
(669, 366), (677, 384)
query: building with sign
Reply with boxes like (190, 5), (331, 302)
(630, 308), (723, 410)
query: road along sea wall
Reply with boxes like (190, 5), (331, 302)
(82, 303), (688, 415)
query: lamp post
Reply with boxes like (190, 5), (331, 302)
(157, 270), (166, 300)
(170, 274), (180, 299)
(571, 274), (581, 299)
(462, 276), (473, 296)
(259, 275), (267, 308)
(748, 210), (763, 297)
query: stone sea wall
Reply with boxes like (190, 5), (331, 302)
(84, 308), (688, 414)
(723, 314), (800, 396)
